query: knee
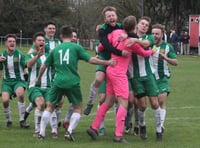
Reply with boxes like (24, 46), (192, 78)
(16, 92), (25, 101)
(139, 106), (146, 112)
(151, 102), (159, 110)
(137, 101), (146, 112)
(37, 102), (45, 111)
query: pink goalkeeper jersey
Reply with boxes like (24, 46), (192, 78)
(99, 29), (153, 99)
(99, 29), (153, 76)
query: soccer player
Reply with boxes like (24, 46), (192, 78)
(28, 21), (61, 54)
(126, 16), (162, 141)
(86, 15), (156, 143)
(36, 25), (116, 141)
(26, 32), (59, 138)
(62, 29), (78, 131)
(0, 34), (29, 128)
(83, 6), (132, 115)
(71, 30), (78, 43)
(124, 76), (139, 136)
(151, 23), (178, 132)
(24, 21), (62, 127)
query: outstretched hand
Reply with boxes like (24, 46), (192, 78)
(0, 56), (6, 62)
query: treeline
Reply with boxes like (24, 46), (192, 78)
(0, 0), (200, 39)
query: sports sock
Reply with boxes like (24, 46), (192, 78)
(39, 110), (51, 137)
(55, 107), (61, 124)
(88, 83), (98, 104)
(4, 106), (12, 122)
(91, 103), (109, 130)
(34, 108), (43, 133)
(64, 103), (74, 122)
(125, 106), (134, 127)
(98, 104), (105, 129)
(50, 111), (58, 133)
(138, 109), (146, 126)
(153, 107), (162, 133)
(115, 106), (127, 137)
(160, 108), (166, 127)
(67, 112), (81, 134)
(18, 101), (26, 121)
(26, 103), (34, 113)
(134, 105), (139, 127)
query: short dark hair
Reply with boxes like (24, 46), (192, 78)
(44, 21), (56, 28)
(32, 32), (45, 42)
(72, 27), (77, 34)
(60, 25), (72, 38)
(4, 34), (17, 41)
(138, 16), (151, 24)
(122, 15), (137, 32)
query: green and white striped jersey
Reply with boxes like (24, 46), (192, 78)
(26, 53), (52, 89)
(45, 38), (61, 53)
(132, 34), (155, 78)
(0, 49), (25, 81)
(151, 41), (177, 80)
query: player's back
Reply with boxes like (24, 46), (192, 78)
(51, 42), (90, 88)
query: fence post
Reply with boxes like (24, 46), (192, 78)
(90, 40), (93, 50)
(20, 30), (22, 48)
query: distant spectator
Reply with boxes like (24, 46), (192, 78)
(170, 29), (179, 54)
(180, 31), (190, 55)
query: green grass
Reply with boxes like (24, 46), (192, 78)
(0, 46), (200, 147)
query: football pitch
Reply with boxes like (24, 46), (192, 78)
(0, 50), (199, 148)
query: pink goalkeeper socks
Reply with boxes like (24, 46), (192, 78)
(115, 106), (127, 137)
(91, 103), (109, 130)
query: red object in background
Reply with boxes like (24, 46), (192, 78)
(189, 15), (200, 47)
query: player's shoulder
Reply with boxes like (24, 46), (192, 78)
(161, 41), (173, 49)
(100, 23), (122, 30)
(144, 34), (154, 39)
(15, 49), (24, 55)
(100, 23), (108, 30)
(116, 22), (122, 28)
(54, 38), (61, 42)
(58, 42), (83, 50)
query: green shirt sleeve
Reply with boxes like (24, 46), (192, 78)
(77, 44), (91, 62)
(167, 43), (177, 58)
(45, 50), (53, 67)
(141, 34), (155, 47)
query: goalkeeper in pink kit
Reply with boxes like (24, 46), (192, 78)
(87, 15), (156, 143)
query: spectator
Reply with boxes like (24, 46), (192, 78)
(170, 29), (179, 54)
(180, 31), (190, 55)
